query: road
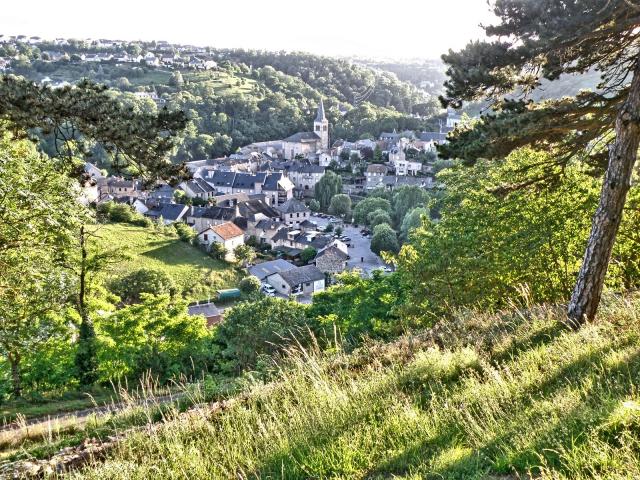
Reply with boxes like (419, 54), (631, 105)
(309, 214), (386, 276)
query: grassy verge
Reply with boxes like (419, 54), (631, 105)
(69, 294), (640, 479)
(91, 223), (242, 302)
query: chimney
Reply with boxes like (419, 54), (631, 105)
(234, 203), (241, 218)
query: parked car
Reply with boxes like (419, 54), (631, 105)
(261, 283), (276, 296)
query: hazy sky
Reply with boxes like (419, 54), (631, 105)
(1, 0), (496, 59)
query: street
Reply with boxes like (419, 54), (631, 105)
(310, 214), (385, 276)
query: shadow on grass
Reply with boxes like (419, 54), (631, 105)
(248, 330), (640, 480)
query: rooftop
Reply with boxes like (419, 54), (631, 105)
(211, 221), (244, 240)
(278, 265), (325, 286)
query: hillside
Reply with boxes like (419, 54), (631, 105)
(91, 223), (241, 301)
(46, 294), (640, 479)
(3, 40), (439, 165)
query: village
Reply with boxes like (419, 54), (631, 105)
(82, 102), (460, 321)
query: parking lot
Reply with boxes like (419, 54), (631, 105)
(310, 213), (386, 276)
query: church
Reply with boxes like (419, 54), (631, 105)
(242, 101), (329, 161)
(282, 100), (329, 160)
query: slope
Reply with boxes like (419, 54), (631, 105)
(70, 293), (640, 479)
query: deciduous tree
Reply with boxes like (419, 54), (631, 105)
(439, 0), (640, 324)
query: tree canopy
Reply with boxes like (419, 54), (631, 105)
(439, 0), (640, 323)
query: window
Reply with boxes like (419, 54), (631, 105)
(203, 234), (208, 241)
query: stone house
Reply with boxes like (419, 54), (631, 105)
(315, 246), (349, 275)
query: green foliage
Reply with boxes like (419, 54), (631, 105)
(73, 294), (640, 480)
(234, 244), (256, 266)
(238, 276), (261, 295)
(398, 148), (640, 312)
(96, 294), (209, 382)
(308, 199), (320, 212)
(400, 207), (428, 242)
(75, 318), (98, 387)
(173, 222), (196, 243)
(110, 268), (176, 304)
(353, 197), (391, 225)
(371, 224), (399, 255)
(216, 297), (311, 373)
(97, 202), (151, 227)
(390, 185), (427, 227)
(0, 128), (85, 396)
(367, 209), (393, 229)
(209, 242), (227, 262)
(315, 172), (343, 211)
(0, 76), (188, 179)
(309, 270), (409, 340)
(328, 194), (352, 219)
(91, 223), (240, 302)
(300, 247), (318, 265)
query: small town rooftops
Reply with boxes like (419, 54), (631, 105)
(277, 198), (309, 214)
(278, 265), (325, 286)
(248, 259), (297, 280)
(210, 221), (244, 240)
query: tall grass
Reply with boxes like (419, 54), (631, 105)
(71, 294), (640, 479)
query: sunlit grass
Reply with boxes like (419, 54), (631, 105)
(62, 293), (640, 479)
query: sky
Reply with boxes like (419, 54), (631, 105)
(0, 0), (496, 60)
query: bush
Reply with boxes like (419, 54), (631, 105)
(216, 297), (312, 373)
(239, 275), (261, 294)
(309, 199), (321, 212)
(209, 242), (227, 261)
(174, 222), (196, 243)
(110, 268), (176, 304)
(371, 224), (399, 255)
(300, 247), (317, 264)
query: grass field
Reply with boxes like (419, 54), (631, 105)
(67, 294), (640, 479)
(91, 223), (241, 302)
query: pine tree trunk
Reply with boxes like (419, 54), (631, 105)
(8, 351), (21, 397)
(568, 60), (640, 326)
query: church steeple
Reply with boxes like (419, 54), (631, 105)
(313, 99), (329, 150)
(315, 99), (326, 122)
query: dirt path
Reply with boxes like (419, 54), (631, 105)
(0, 393), (185, 434)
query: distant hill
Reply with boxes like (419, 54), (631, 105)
(0, 38), (443, 167)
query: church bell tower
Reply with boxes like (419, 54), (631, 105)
(313, 99), (329, 150)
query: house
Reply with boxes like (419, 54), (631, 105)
(389, 146), (422, 176)
(186, 205), (236, 232)
(365, 164), (388, 189)
(315, 245), (349, 275)
(203, 171), (293, 207)
(268, 265), (325, 296)
(188, 301), (222, 327)
(277, 198), (311, 227)
(104, 177), (141, 198)
(179, 178), (216, 201)
(147, 203), (189, 224)
(288, 164), (325, 197)
(84, 162), (104, 180)
(198, 221), (245, 261)
(379, 131), (401, 143)
(248, 259), (297, 282)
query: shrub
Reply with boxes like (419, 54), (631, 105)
(110, 268), (176, 304)
(239, 275), (261, 294)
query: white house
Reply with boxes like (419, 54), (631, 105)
(288, 164), (325, 197)
(277, 198), (311, 227)
(198, 222), (245, 261)
(267, 265), (325, 297)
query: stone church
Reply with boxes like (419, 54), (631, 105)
(282, 100), (329, 160)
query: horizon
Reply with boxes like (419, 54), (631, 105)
(1, 0), (497, 61)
